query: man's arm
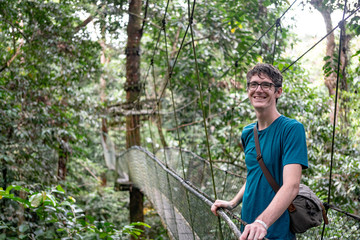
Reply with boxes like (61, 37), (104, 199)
(240, 164), (302, 240)
(211, 181), (246, 216)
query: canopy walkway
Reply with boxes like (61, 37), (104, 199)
(103, 0), (360, 239)
(103, 143), (360, 239)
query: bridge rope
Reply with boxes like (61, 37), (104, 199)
(321, 1), (348, 239)
(163, 1), (197, 238)
(141, 1), (184, 238)
(187, 1), (226, 236)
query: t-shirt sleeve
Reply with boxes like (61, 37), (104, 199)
(282, 122), (308, 169)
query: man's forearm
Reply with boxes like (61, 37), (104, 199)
(230, 182), (246, 208)
(255, 182), (299, 227)
(255, 164), (302, 228)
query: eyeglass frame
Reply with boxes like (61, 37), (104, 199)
(246, 81), (281, 91)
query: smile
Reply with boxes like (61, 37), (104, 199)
(253, 96), (267, 99)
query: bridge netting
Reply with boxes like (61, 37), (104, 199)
(115, 146), (243, 239)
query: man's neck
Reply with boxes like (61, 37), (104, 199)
(256, 109), (281, 131)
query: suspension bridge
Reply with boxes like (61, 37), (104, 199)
(104, 0), (360, 239)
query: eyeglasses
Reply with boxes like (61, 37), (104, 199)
(247, 82), (276, 91)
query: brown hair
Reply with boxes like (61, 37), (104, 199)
(246, 63), (283, 88)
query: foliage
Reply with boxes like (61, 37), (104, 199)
(0, 184), (150, 239)
(0, 0), (359, 239)
(0, 0), (102, 186)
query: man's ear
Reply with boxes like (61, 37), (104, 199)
(275, 87), (282, 98)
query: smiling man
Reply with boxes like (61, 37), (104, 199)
(211, 63), (308, 240)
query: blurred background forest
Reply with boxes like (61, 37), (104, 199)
(0, 0), (359, 239)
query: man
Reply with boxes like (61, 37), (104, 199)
(211, 63), (308, 240)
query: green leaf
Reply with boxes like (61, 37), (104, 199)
(41, 191), (47, 202)
(29, 193), (42, 207)
(130, 222), (151, 228)
(86, 215), (95, 223)
(99, 232), (108, 238)
(44, 205), (57, 212)
(56, 185), (65, 193)
(68, 196), (76, 203)
(47, 194), (57, 207)
(60, 201), (71, 206)
(19, 224), (29, 233)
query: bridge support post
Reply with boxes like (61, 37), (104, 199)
(130, 186), (144, 224)
(125, 0), (144, 238)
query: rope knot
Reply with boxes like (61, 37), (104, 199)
(189, 16), (194, 25)
(338, 20), (345, 30)
(323, 202), (330, 211)
(276, 18), (281, 27)
(276, 18), (282, 32)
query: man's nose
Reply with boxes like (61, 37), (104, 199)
(255, 85), (265, 92)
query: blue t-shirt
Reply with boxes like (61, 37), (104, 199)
(241, 115), (308, 240)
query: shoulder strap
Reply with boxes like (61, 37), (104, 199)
(253, 125), (280, 193)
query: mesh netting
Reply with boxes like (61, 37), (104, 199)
(115, 146), (360, 239)
(155, 148), (246, 202)
(116, 146), (242, 239)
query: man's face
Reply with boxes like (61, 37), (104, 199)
(247, 73), (282, 112)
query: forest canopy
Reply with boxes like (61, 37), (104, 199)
(0, 0), (359, 239)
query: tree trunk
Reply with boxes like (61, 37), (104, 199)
(310, 0), (336, 96)
(100, 28), (109, 186)
(310, 0), (352, 126)
(58, 138), (69, 181)
(125, 0), (144, 234)
(339, 30), (352, 128)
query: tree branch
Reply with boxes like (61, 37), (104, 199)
(122, 8), (162, 30)
(0, 36), (24, 73)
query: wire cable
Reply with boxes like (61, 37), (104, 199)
(220, 0), (298, 78)
(320, 1), (348, 239)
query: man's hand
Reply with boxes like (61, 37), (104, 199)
(239, 221), (267, 240)
(210, 200), (234, 216)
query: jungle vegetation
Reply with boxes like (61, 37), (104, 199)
(0, 0), (359, 239)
